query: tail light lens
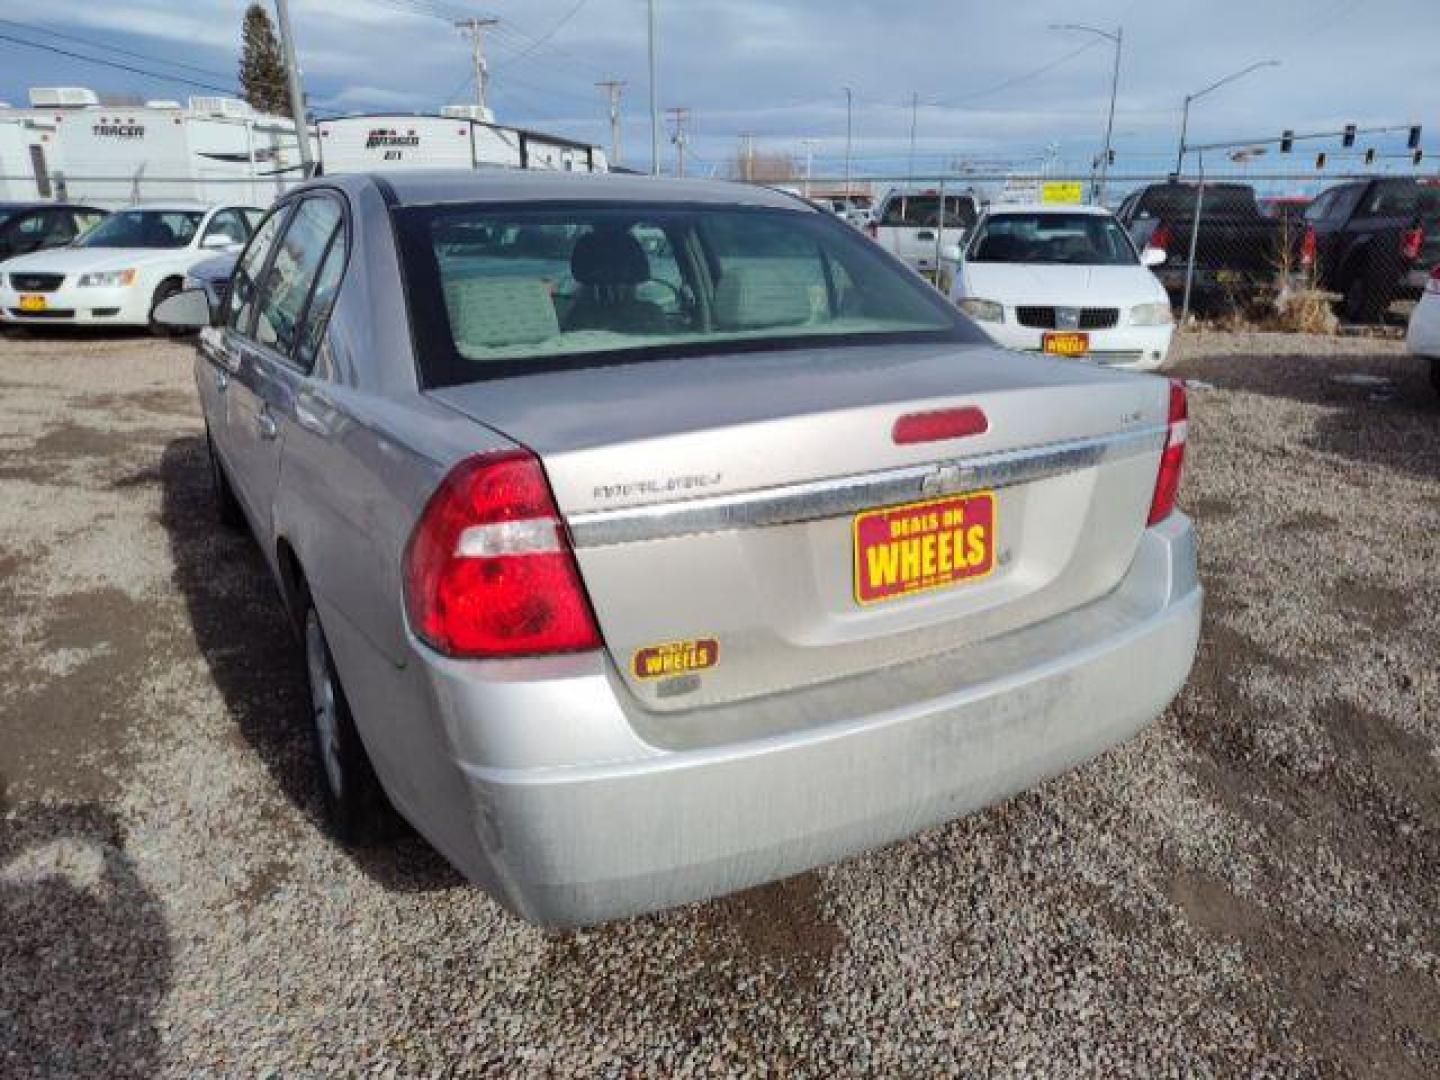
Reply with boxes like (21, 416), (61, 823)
(403, 450), (600, 658)
(1427, 264), (1440, 295)
(1148, 221), (1172, 254)
(1299, 225), (1317, 269)
(1401, 226), (1425, 261)
(1147, 380), (1188, 526)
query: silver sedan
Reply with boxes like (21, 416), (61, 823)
(156, 170), (1201, 927)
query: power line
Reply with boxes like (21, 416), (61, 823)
(496, 0), (590, 69)
(0, 16), (233, 81)
(0, 29), (239, 96)
(928, 38), (1104, 107)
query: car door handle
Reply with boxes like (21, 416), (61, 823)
(256, 409), (279, 441)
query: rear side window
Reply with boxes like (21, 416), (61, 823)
(395, 202), (977, 386)
(252, 197), (343, 357)
(1361, 181), (1419, 218)
(293, 229), (347, 372)
(227, 206), (291, 333)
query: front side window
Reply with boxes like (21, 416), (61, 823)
(968, 213), (1138, 266)
(227, 205), (291, 333)
(396, 203), (976, 385)
(252, 197), (343, 357)
(75, 210), (203, 249)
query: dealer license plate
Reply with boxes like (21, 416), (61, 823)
(852, 492), (996, 605)
(1042, 331), (1089, 357)
(18, 295), (47, 312)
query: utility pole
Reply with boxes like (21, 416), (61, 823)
(1175, 59), (1280, 174)
(1049, 24), (1122, 204)
(273, 0), (314, 178)
(455, 16), (500, 116)
(666, 106), (690, 177)
(800, 137), (819, 197)
(596, 79), (625, 166)
(907, 91), (918, 186)
(647, 0), (660, 175)
(842, 86), (853, 200)
(740, 132), (755, 182)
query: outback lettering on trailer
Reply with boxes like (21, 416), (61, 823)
(366, 129), (421, 160)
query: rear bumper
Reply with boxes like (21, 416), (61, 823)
(415, 514), (1201, 927)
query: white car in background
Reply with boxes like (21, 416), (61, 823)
(0, 203), (263, 332)
(1404, 263), (1440, 396)
(947, 203), (1174, 371)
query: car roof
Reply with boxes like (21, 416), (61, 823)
(0, 201), (105, 212)
(112, 202), (243, 213)
(314, 169), (818, 211)
(984, 202), (1113, 216)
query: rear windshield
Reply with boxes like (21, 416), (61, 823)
(968, 212), (1138, 266)
(1362, 180), (1440, 222)
(395, 202), (978, 386)
(76, 210), (203, 249)
(879, 194), (978, 228)
(1135, 184), (1258, 218)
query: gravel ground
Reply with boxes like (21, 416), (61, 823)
(1, 327), (1437, 1077)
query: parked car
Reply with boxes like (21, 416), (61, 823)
(1115, 182), (1283, 311)
(1296, 177), (1440, 323)
(947, 204), (1174, 371)
(0, 202), (107, 262)
(0, 202), (263, 332)
(869, 189), (980, 278)
(155, 170), (1201, 928)
(1404, 262), (1440, 396)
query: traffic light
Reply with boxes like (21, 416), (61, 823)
(1342, 124), (1356, 148)
(1415, 149), (1425, 166)
(1365, 147), (1376, 165)
(1107, 148), (1115, 165)
(1408, 125), (1423, 149)
(1280, 130), (1294, 153)
(1316, 152), (1327, 169)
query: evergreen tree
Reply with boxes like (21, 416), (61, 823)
(238, 4), (291, 117)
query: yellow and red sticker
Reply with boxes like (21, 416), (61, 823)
(853, 492), (996, 605)
(632, 638), (719, 680)
(1043, 331), (1089, 357)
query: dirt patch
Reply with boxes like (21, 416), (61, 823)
(1277, 510), (1339, 533)
(75, 389), (196, 418)
(27, 422), (176, 468)
(1188, 496), (1238, 520)
(235, 858), (293, 913)
(1332, 574), (1412, 634)
(702, 872), (845, 990)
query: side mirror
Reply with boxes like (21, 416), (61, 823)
(1142, 247), (1167, 267)
(152, 287), (213, 330)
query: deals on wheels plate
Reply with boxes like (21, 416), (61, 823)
(852, 492), (996, 605)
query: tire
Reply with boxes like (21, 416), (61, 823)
(303, 602), (388, 844)
(148, 278), (183, 337)
(1342, 269), (1385, 324)
(205, 428), (244, 529)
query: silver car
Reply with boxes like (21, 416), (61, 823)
(156, 170), (1201, 927)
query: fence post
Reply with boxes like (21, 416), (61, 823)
(1179, 160), (1205, 326)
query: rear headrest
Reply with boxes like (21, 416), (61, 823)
(570, 228), (650, 286)
(713, 264), (814, 330)
(442, 276), (559, 349)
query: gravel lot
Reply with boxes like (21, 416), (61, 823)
(2, 327), (1437, 1077)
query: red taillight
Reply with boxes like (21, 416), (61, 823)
(892, 406), (989, 445)
(1401, 226), (1425, 261)
(1148, 221), (1172, 254)
(403, 450), (600, 658)
(1299, 225), (1317, 269)
(1427, 264), (1440, 295)
(1147, 380), (1188, 526)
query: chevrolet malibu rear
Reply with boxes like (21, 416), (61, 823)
(203, 171), (1200, 928)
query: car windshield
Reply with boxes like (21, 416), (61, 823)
(396, 202), (977, 385)
(968, 212), (1139, 266)
(1136, 184), (1258, 217)
(75, 210), (203, 249)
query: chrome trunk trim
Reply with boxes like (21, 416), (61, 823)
(567, 425), (1166, 548)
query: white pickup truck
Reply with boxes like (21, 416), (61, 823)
(868, 190), (980, 281)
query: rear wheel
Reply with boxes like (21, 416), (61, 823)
(205, 428), (243, 528)
(1342, 269), (1385, 324)
(303, 602), (387, 844)
(148, 278), (183, 336)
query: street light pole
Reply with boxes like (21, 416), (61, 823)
(1174, 59), (1281, 174)
(1049, 23), (1121, 204)
(647, 0), (660, 176)
(842, 86), (853, 200)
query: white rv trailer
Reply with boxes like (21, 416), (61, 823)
(315, 107), (608, 176)
(0, 112), (65, 201)
(0, 88), (307, 208)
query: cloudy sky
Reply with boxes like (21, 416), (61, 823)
(0, 0), (1435, 176)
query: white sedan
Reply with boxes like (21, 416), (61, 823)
(1405, 263), (1440, 396)
(0, 202), (262, 332)
(947, 203), (1174, 371)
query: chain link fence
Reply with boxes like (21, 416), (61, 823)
(802, 170), (1440, 329)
